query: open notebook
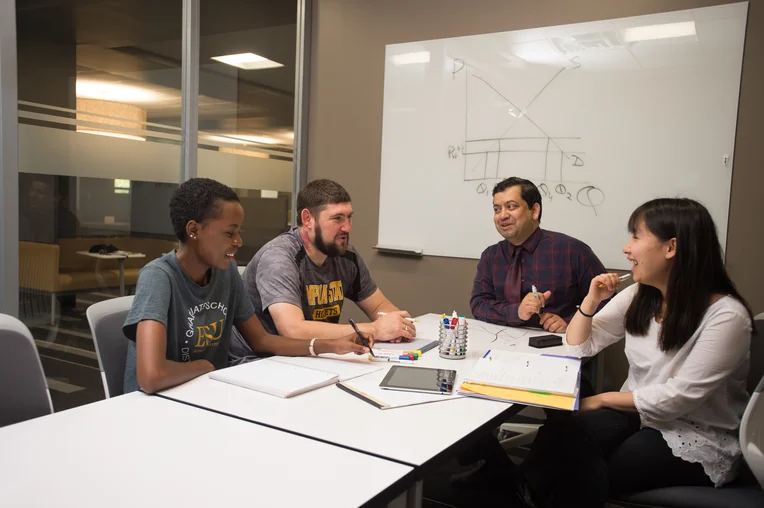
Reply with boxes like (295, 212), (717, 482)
(458, 350), (581, 410)
(210, 356), (381, 398)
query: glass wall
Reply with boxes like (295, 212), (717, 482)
(196, 0), (297, 264)
(13, 0), (298, 411)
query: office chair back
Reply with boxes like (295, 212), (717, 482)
(86, 296), (134, 398)
(0, 314), (53, 427)
(740, 314), (764, 489)
(741, 373), (764, 489)
(749, 315), (764, 393)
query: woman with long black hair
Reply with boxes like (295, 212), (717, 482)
(518, 198), (754, 507)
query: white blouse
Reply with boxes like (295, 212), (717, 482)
(564, 284), (752, 486)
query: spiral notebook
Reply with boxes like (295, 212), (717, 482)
(458, 350), (581, 410)
(210, 356), (381, 398)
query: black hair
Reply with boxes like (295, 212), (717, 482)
(624, 198), (753, 351)
(492, 177), (543, 221)
(296, 179), (352, 226)
(169, 178), (240, 242)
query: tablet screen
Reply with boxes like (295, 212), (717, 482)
(379, 366), (456, 395)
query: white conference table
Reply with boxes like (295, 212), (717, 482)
(0, 392), (414, 508)
(158, 314), (569, 471)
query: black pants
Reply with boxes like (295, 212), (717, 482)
(458, 368), (595, 466)
(523, 408), (713, 507)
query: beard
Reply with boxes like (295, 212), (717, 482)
(314, 223), (348, 257)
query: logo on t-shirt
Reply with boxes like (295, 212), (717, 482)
(312, 305), (341, 320)
(182, 301), (228, 361)
(305, 281), (344, 321)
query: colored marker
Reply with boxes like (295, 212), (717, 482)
(374, 349), (422, 356)
(369, 356), (415, 363)
(373, 351), (420, 360)
(532, 284), (544, 314)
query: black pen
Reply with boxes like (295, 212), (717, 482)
(349, 319), (375, 357)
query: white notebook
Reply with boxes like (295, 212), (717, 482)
(464, 350), (581, 396)
(210, 356), (380, 398)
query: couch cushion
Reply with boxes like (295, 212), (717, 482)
(58, 271), (122, 292)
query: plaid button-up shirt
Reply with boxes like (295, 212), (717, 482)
(470, 227), (606, 327)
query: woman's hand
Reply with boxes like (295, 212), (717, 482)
(579, 392), (637, 412)
(579, 394), (606, 411)
(332, 331), (375, 355)
(587, 273), (624, 303)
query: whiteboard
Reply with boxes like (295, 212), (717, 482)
(378, 3), (747, 269)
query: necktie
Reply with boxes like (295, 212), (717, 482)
(506, 244), (522, 305)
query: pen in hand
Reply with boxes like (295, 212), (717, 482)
(532, 284), (544, 314)
(598, 273), (632, 288)
(349, 319), (375, 357)
(376, 312), (418, 323)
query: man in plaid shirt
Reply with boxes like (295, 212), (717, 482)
(452, 177), (607, 491)
(470, 177), (605, 333)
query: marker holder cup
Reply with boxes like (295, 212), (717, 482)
(438, 320), (468, 359)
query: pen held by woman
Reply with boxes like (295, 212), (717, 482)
(348, 318), (375, 357)
(598, 273), (632, 288)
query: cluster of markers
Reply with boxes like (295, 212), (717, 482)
(368, 348), (423, 363)
(439, 311), (468, 358)
(442, 311), (466, 329)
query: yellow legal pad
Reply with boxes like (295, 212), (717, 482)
(458, 382), (578, 411)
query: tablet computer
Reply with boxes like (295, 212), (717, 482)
(379, 365), (457, 395)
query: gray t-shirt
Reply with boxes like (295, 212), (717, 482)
(122, 251), (255, 393)
(229, 228), (377, 364)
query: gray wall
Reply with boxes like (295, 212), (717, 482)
(307, 0), (764, 389)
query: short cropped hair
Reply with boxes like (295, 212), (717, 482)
(296, 179), (352, 226)
(169, 178), (240, 242)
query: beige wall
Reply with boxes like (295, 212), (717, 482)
(308, 0), (763, 388)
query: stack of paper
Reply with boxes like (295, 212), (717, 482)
(458, 350), (581, 410)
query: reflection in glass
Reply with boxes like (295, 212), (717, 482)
(197, 0), (297, 264)
(16, 0), (183, 411)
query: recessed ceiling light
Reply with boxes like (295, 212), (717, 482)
(77, 130), (146, 141)
(206, 134), (280, 145)
(205, 135), (250, 145)
(390, 51), (431, 66)
(76, 81), (164, 103)
(237, 135), (279, 145)
(621, 21), (696, 43)
(211, 52), (284, 70)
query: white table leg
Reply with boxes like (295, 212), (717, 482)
(406, 480), (423, 508)
(386, 479), (422, 508)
